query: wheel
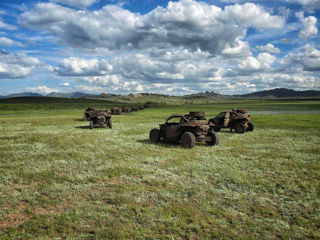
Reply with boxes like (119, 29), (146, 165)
(246, 122), (254, 132)
(206, 131), (219, 146)
(213, 126), (221, 132)
(89, 121), (94, 129)
(107, 118), (112, 129)
(181, 132), (196, 148)
(149, 128), (160, 143)
(234, 122), (245, 134)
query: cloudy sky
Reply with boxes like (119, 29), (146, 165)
(0, 0), (319, 95)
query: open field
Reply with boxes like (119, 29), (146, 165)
(0, 98), (319, 239)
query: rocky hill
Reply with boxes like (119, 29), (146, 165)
(239, 88), (320, 98)
(1, 88), (319, 100)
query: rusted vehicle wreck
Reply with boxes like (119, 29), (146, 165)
(89, 112), (112, 129)
(209, 109), (254, 133)
(83, 107), (112, 129)
(149, 111), (219, 148)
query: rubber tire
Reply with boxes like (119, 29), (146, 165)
(206, 131), (219, 146)
(234, 122), (245, 134)
(150, 129), (160, 143)
(246, 122), (254, 132)
(181, 132), (196, 148)
(213, 126), (221, 132)
(107, 119), (112, 129)
(89, 121), (94, 129)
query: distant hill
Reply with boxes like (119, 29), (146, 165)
(0, 88), (319, 100)
(239, 88), (320, 98)
(128, 93), (170, 98)
(99, 93), (120, 98)
(47, 92), (98, 98)
(0, 96), (119, 104)
(184, 91), (222, 99)
(0, 92), (43, 99)
(0, 91), (98, 99)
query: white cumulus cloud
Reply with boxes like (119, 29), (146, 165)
(11, 0), (319, 94)
(296, 12), (318, 40)
(51, 0), (99, 8)
(55, 49), (221, 84)
(0, 51), (41, 78)
(0, 18), (17, 31)
(226, 53), (277, 76)
(285, 44), (320, 71)
(0, 37), (22, 47)
(289, 0), (320, 12)
(57, 57), (104, 76)
(79, 75), (145, 93)
(26, 85), (59, 94)
(257, 43), (281, 54)
(60, 82), (70, 86)
(19, 0), (284, 54)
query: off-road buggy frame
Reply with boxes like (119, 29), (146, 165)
(83, 107), (108, 121)
(89, 112), (112, 129)
(209, 109), (254, 133)
(122, 106), (131, 113)
(111, 107), (121, 115)
(149, 112), (219, 148)
(131, 106), (139, 111)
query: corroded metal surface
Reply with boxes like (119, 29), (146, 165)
(209, 109), (254, 133)
(89, 111), (112, 129)
(150, 111), (219, 148)
(122, 106), (131, 113)
(111, 107), (121, 115)
(83, 107), (108, 121)
(83, 107), (112, 129)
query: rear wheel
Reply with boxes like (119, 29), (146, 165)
(107, 118), (112, 129)
(206, 131), (219, 146)
(246, 122), (254, 132)
(213, 126), (221, 132)
(181, 132), (196, 148)
(150, 129), (160, 143)
(234, 122), (245, 134)
(89, 121), (94, 129)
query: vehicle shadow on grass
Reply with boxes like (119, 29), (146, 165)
(137, 139), (181, 148)
(216, 130), (235, 134)
(74, 119), (85, 122)
(137, 139), (222, 148)
(75, 126), (91, 129)
(216, 130), (250, 134)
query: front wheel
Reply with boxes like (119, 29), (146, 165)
(234, 122), (245, 134)
(246, 122), (254, 132)
(181, 132), (196, 148)
(206, 131), (219, 146)
(150, 128), (160, 143)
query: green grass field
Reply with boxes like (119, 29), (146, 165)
(0, 98), (319, 239)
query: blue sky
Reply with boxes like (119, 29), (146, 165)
(0, 0), (319, 95)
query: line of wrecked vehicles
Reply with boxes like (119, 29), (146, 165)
(83, 103), (254, 149)
(83, 102), (151, 129)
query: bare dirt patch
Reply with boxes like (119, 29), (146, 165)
(0, 202), (28, 232)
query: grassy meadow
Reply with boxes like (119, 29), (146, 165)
(0, 98), (319, 239)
